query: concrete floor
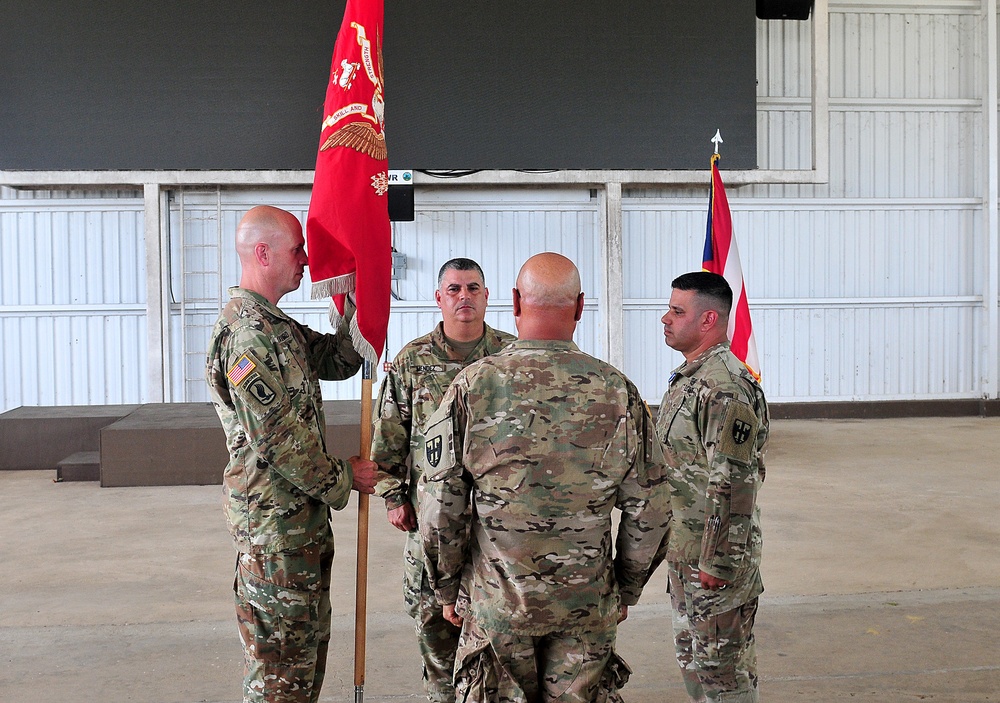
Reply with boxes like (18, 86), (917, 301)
(2, 417), (999, 702)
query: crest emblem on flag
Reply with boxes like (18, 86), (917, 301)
(320, 22), (387, 166)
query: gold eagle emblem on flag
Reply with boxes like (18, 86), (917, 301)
(320, 121), (387, 160)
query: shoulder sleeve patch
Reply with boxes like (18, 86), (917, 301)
(421, 413), (456, 480)
(226, 353), (257, 386)
(228, 348), (283, 420)
(717, 399), (758, 465)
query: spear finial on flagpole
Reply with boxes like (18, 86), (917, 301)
(711, 129), (723, 155)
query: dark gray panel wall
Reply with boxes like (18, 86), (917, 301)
(384, 1), (757, 170)
(0, 1), (756, 171)
(0, 1), (342, 170)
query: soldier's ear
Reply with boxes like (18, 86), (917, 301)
(574, 292), (585, 322)
(512, 287), (522, 317)
(703, 309), (719, 330)
(254, 242), (269, 266)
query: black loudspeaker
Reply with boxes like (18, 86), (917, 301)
(756, 0), (813, 20)
(388, 185), (415, 222)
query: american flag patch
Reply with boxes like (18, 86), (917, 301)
(227, 354), (256, 386)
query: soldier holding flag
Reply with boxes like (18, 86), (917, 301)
(206, 206), (379, 703)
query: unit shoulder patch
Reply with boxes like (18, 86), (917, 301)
(245, 373), (277, 407)
(228, 349), (283, 420)
(717, 400), (758, 465)
(422, 414), (456, 479)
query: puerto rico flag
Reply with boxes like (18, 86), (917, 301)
(306, 0), (391, 364)
(702, 153), (762, 381)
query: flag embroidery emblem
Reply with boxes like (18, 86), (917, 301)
(227, 355), (256, 386)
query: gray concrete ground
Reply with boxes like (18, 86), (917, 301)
(2, 417), (999, 702)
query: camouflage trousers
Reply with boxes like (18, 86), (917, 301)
(668, 563), (759, 703)
(234, 546), (334, 703)
(403, 531), (462, 702)
(451, 618), (631, 703)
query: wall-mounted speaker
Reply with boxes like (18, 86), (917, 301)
(756, 0), (813, 20)
(388, 185), (415, 222)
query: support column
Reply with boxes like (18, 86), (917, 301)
(812, 0), (830, 182)
(986, 0), (999, 399)
(600, 182), (625, 370)
(144, 183), (169, 402)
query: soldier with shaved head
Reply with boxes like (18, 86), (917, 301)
(418, 252), (672, 703)
(206, 205), (378, 703)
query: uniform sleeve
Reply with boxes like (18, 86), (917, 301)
(697, 385), (762, 581)
(614, 388), (672, 606)
(224, 322), (355, 511)
(417, 384), (471, 606)
(297, 302), (365, 381)
(371, 361), (412, 509)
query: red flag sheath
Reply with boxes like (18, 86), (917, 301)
(307, 0), (391, 364)
(702, 153), (762, 381)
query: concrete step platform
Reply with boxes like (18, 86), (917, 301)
(99, 403), (228, 487)
(99, 400), (364, 487)
(3, 401), (367, 487)
(55, 451), (101, 482)
(0, 405), (138, 471)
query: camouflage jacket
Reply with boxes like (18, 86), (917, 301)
(206, 287), (363, 554)
(371, 322), (514, 510)
(418, 339), (672, 636)
(656, 342), (769, 597)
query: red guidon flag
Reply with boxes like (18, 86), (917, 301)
(702, 152), (762, 381)
(306, 0), (391, 364)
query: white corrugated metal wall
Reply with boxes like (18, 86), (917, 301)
(627, 0), (990, 402)
(1, 0), (997, 411)
(0, 191), (148, 408)
(164, 188), (600, 404)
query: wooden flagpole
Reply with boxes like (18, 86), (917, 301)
(355, 360), (373, 703)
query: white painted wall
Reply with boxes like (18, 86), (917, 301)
(1, 0), (997, 411)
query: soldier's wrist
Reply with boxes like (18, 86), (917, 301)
(383, 494), (408, 511)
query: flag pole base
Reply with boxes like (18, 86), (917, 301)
(355, 684), (364, 703)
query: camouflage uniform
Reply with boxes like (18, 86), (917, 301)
(371, 321), (513, 703)
(206, 286), (363, 703)
(655, 342), (769, 703)
(418, 339), (672, 703)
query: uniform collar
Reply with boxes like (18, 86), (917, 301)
(228, 286), (291, 321)
(430, 321), (499, 360)
(509, 338), (580, 352)
(670, 342), (731, 382)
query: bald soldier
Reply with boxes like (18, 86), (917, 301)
(418, 253), (672, 703)
(205, 205), (378, 703)
(656, 272), (769, 703)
